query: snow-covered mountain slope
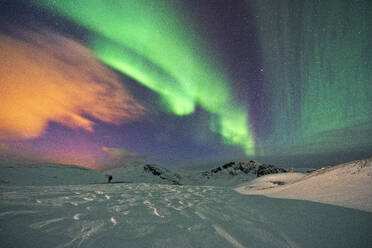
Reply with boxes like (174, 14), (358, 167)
(0, 162), (106, 186)
(235, 158), (372, 212)
(234, 172), (306, 189)
(1, 183), (371, 248)
(0, 159), (290, 187)
(104, 162), (183, 185)
(105, 161), (291, 187)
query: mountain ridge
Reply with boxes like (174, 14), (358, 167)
(105, 160), (292, 186)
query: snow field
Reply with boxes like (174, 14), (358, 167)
(1, 183), (372, 248)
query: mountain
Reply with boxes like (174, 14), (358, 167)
(0, 158), (290, 187)
(235, 157), (372, 212)
(104, 162), (183, 185)
(105, 160), (291, 186)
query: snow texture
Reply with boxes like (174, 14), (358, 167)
(1, 183), (372, 248)
(235, 158), (372, 212)
(0, 158), (372, 247)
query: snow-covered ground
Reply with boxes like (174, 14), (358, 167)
(1, 183), (372, 248)
(235, 158), (372, 212)
(1, 158), (372, 247)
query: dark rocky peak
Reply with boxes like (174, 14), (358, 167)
(144, 164), (163, 176)
(205, 160), (290, 177)
(143, 164), (181, 185)
(256, 164), (288, 177)
(209, 160), (261, 174)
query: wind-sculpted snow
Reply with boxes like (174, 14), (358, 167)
(1, 183), (372, 248)
(236, 158), (372, 212)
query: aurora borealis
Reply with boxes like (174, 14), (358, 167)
(251, 0), (372, 158)
(37, 0), (255, 156)
(0, 0), (371, 169)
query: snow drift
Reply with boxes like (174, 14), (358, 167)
(235, 158), (372, 212)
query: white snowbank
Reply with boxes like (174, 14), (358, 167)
(235, 158), (372, 212)
(235, 172), (306, 191)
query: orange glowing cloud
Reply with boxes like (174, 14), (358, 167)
(0, 29), (144, 140)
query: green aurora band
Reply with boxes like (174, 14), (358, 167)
(37, 0), (255, 155)
(250, 0), (372, 156)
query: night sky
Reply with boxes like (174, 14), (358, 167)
(0, 0), (371, 170)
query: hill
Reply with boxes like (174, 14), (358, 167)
(235, 158), (372, 212)
(0, 162), (106, 185)
(105, 160), (291, 186)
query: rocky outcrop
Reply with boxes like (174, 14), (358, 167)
(203, 161), (290, 178)
(110, 161), (290, 186)
(256, 165), (288, 177)
(144, 164), (162, 176)
(143, 164), (181, 185)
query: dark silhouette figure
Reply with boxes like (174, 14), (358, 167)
(108, 175), (113, 183)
